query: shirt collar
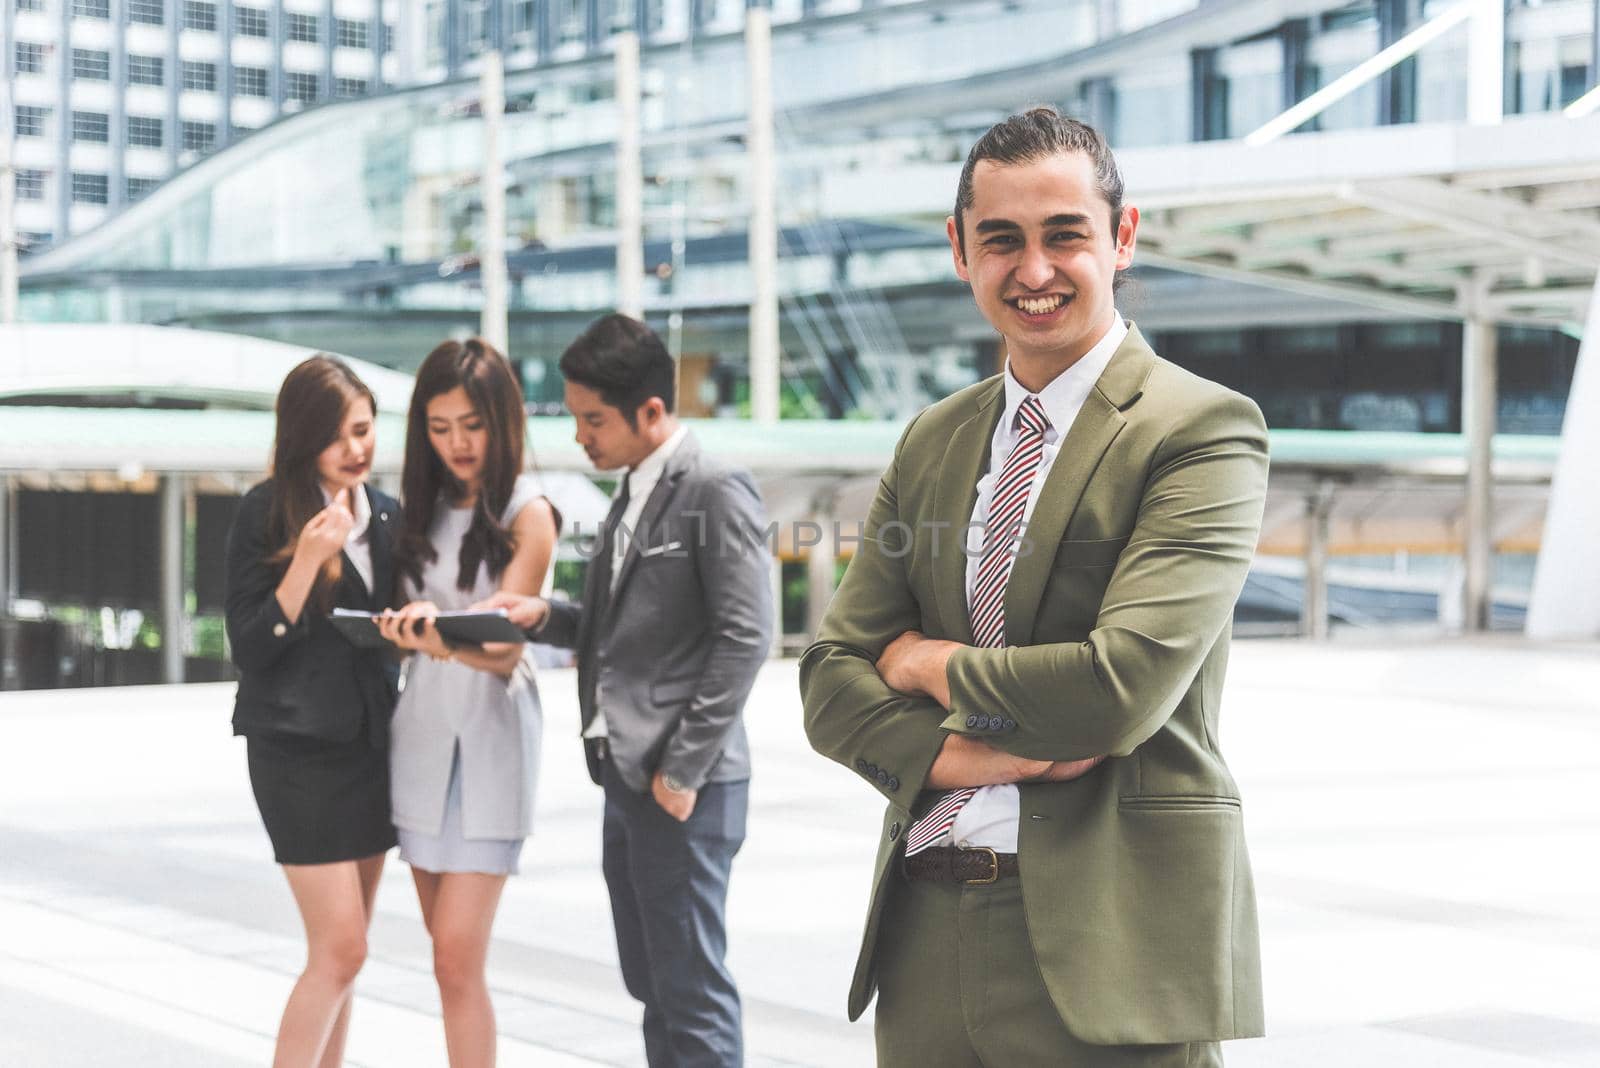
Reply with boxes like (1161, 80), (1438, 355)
(622, 423), (689, 497)
(320, 481), (372, 541)
(1000, 311), (1128, 439)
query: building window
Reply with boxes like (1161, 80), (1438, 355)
(17, 0), (47, 12)
(127, 0), (164, 24)
(71, 110), (109, 143)
(235, 66), (268, 97)
(181, 60), (217, 91)
(181, 120), (217, 151)
(72, 48), (111, 81)
(285, 71), (319, 102)
(16, 170), (49, 201)
(71, 0), (109, 18)
(127, 176), (162, 200)
(382, 23), (395, 53)
(16, 43), (49, 75)
(15, 105), (50, 137)
(182, 0), (216, 31)
(235, 5), (269, 37)
(336, 17), (368, 49)
(71, 172), (109, 204)
(127, 54), (164, 86)
(18, 232), (53, 253)
(334, 77), (368, 97)
(286, 13), (319, 42)
(511, 0), (535, 41)
(127, 115), (164, 148)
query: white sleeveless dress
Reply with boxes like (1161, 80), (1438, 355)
(390, 474), (545, 874)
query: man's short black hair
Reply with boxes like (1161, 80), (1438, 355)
(953, 105), (1125, 260)
(559, 313), (676, 429)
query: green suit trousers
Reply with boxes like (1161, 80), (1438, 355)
(874, 872), (1223, 1067)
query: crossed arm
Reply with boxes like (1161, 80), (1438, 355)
(800, 393), (1268, 803)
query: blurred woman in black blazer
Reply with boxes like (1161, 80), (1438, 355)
(225, 355), (401, 1067)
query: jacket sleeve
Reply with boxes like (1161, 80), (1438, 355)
(657, 469), (775, 791)
(535, 598), (583, 649)
(799, 413), (948, 806)
(224, 488), (311, 674)
(940, 392), (1269, 759)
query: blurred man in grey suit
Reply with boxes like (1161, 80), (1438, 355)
(482, 313), (773, 1068)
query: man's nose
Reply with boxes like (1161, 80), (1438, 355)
(1016, 244), (1053, 289)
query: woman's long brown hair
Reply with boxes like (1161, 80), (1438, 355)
(266, 355), (377, 612)
(396, 338), (527, 591)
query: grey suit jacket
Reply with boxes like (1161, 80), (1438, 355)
(539, 431), (774, 792)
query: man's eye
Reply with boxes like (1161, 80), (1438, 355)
(984, 235), (1018, 247)
(1053, 231), (1086, 242)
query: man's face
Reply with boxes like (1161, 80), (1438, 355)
(948, 151), (1138, 368)
(565, 379), (650, 472)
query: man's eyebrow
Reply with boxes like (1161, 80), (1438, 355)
(974, 218), (1021, 234)
(1044, 213), (1092, 228)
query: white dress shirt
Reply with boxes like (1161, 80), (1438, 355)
(940, 312), (1128, 853)
(585, 423), (690, 740)
(321, 482), (373, 594)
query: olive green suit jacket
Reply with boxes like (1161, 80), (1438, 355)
(800, 325), (1269, 1044)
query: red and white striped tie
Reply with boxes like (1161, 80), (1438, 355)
(903, 395), (1050, 857)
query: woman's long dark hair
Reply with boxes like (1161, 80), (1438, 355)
(266, 355), (377, 612)
(397, 337), (527, 591)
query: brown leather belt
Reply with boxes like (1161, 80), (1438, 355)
(902, 846), (1019, 885)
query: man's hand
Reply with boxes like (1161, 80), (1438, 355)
(1027, 755), (1106, 783)
(474, 591), (549, 631)
(926, 735), (1106, 789)
(652, 771), (697, 822)
(876, 631), (961, 709)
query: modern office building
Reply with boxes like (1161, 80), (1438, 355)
(3, 0), (401, 253)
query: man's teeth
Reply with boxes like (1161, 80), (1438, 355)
(1017, 295), (1063, 315)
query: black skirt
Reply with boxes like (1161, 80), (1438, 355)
(246, 727), (396, 865)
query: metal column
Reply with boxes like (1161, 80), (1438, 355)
(614, 30), (644, 319)
(1301, 481), (1334, 639)
(1466, 0), (1505, 126)
(159, 475), (186, 684)
(479, 51), (509, 353)
(805, 491), (838, 643)
(0, 477), (14, 690)
(1, 76), (17, 324)
(1527, 272), (1600, 638)
(1461, 316), (1497, 633)
(745, 4), (779, 424)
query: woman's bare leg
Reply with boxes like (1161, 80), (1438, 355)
(272, 861), (371, 1068)
(415, 870), (507, 1068)
(315, 852), (387, 1068)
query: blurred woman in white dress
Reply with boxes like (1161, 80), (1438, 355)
(379, 338), (559, 1067)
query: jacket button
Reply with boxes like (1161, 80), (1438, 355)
(272, 622), (287, 637)
(988, 714), (1004, 731)
(379, 512), (388, 521)
(1003, 718), (1017, 731)
(876, 769), (889, 785)
(888, 777), (900, 791)
(888, 822), (901, 840)
(966, 713), (980, 729)
(856, 759), (869, 772)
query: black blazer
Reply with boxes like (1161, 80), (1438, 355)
(224, 480), (401, 743)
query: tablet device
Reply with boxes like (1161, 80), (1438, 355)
(329, 609), (392, 649)
(433, 610), (528, 646)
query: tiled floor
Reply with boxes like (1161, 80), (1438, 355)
(2, 638), (1596, 1066)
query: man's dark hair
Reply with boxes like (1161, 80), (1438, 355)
(559, 313), (676, 429)
(952, 105), (1125, 260)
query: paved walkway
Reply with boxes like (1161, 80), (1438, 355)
(2, 639), (1597, 1066)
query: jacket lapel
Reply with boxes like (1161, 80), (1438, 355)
(931, 379), (1005, 645)
(1003, 326), (1156, 645)
(364, 485), (394, 610)
(607, 432), (697, 611)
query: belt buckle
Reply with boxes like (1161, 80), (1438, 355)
(962, 846), (999, 885)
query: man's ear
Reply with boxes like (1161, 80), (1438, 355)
(1114, 204), (1140, 271)
(947, 216), (971, 283)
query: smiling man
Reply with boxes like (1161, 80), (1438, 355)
(800, 108), (1269, 1065)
